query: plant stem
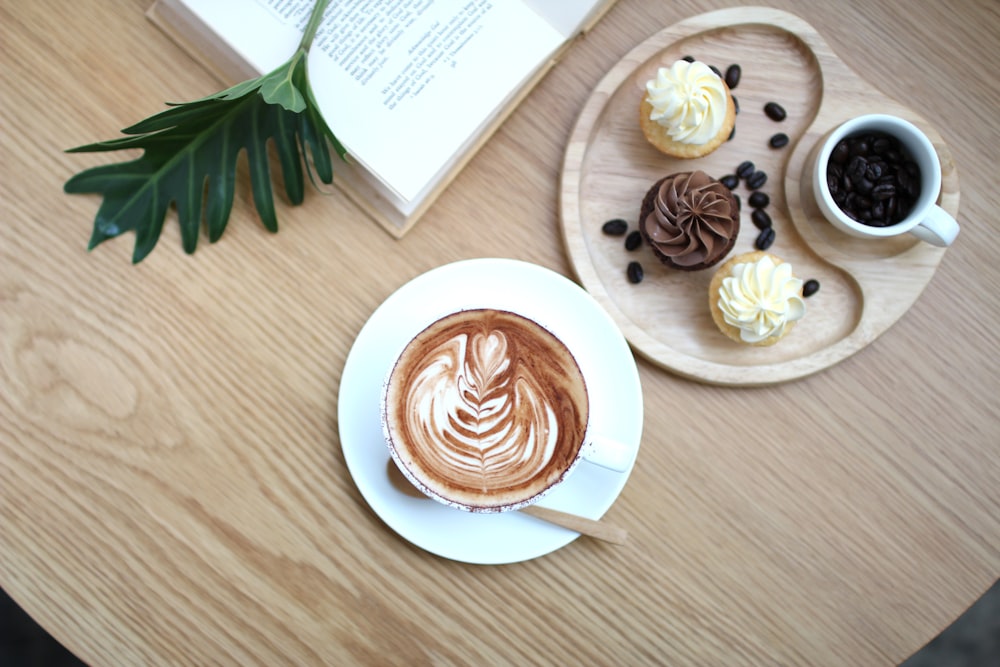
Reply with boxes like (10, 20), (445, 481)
(299, 0), (332, 52)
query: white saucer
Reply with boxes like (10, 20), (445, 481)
(338, 258), (643, 564)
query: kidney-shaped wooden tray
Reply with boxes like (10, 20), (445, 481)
(560, 7), (959, 386)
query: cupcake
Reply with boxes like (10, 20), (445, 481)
(639, 170), (740, 271)
(640, 59), (736, 159)
(709, 251), (806, 346)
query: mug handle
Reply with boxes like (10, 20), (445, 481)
(910, 204), (959, 247)
(580, 434), (633, 473)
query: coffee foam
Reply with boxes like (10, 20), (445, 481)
(384, 309), (589, 511)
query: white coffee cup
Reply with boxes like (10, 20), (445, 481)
(811, 114), (958, 247)
(380, 307), (630, 513)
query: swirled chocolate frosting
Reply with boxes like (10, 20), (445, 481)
(383, 309), (588, 512)
(640, 170), (739, 270)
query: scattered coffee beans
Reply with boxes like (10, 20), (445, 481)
(826, 131), (920, 227)
(725, 64), (741, 89)
(751, 209), (772, 230)
(720, 174), (739, 190)
(736, 160), (755, 180)
(769, 132), (789, 148)
(748, 191), (770, 208)
(747, 170), (768, 190)
(627, 261), (644, 284)
(602, 218), (628, 236)
(802, 279), (820, 297)
(625, 230), (643, 251)
(764, 102), (786, 121)
(755, 227), (776, 250)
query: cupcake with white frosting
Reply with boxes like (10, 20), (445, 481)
(708, 251), (805, 346)
(640, 59), (736, 159)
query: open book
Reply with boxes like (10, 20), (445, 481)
(148, 0), (617, 237)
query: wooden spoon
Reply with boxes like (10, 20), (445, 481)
(385, 459), (628, 545)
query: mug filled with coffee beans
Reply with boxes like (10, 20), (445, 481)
(381, 307), (631, 513)
(811, 114), (958, 247)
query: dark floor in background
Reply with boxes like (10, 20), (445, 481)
(2, 580), (998, 666)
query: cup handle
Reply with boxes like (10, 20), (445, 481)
(910, 204), (959, 247)
(580, 434), (632, 473)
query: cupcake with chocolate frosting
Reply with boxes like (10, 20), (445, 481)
(639, 170), (740, 271)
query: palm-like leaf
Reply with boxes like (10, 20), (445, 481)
(64, 0), (342, 263)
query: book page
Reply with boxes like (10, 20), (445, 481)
(286, 0), (563, 201)
(523, 0), (608, 37)
(162, 0), (565, 203)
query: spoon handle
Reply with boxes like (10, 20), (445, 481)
(386, 459), (627, 545)
(520, 505), (628, 545)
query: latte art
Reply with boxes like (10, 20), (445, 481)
(383, 309), (589, 511)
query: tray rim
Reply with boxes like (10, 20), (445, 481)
(559, 6), (958, 386)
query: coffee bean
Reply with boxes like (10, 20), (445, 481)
(847, 155), (867, 183)
(747, 170), (768, 190)
(736, 160), (755, 180)
(625, 230), (642, 251)
(728, 126), (735, 141)
(626, 261), (644, 284)
(850, 137), (870, 157)
(725, 64), (741, 89)
(873, 137), (891, 155)
(831, 142), (850, 164)
(802, 279), (820, 297)
(751, 209), (772, 230)
(720, 174), (739, 190)
(755, 227), (776, 250)
(872, 182), (896, 200)
(764, 102), (786, 121)
(733, 193), (741, 211)
(769, 132), (789, 148)
(709, 64), (722, 78)
(602, 218), (628, 236)
(732, 95), (739, 114)
(682, 55), (695, 63)
(897, 168), (911, 189)
(748, 191), (769, 208)
(872, 202), (885, 220)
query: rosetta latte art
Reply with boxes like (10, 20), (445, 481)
(384, 310), (589, 511)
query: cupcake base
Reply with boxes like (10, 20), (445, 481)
(639, 87), (736, 159)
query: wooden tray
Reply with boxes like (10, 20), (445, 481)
(559, 7), (959, 386)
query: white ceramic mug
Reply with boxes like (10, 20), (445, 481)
(380, 307), (630, 513)
(811, 114), (958, 247)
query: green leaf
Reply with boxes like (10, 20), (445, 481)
(64, 0), (342, 263)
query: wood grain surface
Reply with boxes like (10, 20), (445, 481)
(2, 1), (998, 665)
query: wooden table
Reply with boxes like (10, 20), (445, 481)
(2, 1), (998, 664)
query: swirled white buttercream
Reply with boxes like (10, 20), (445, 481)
(718, 255), (805, 343)
(645, 60), (728, 145)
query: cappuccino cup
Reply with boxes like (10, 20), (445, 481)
(811, 114), (958, 247)
(380, 308), (630, 513)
